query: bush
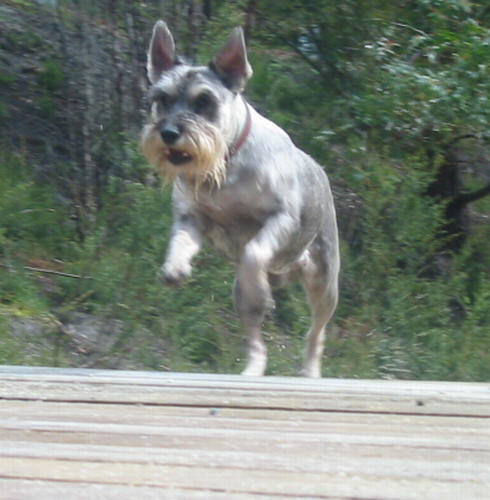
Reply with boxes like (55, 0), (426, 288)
(37, 59), (65, 92)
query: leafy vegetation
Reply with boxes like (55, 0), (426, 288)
(0, 0), (488, 380)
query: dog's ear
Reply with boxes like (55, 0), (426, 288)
(147, 20), (176, 84)
(210, 27), (253, 92)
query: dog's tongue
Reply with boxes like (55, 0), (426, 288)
(168, 148), (192, 166)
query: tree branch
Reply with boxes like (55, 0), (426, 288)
(451, 181), (490, 210)
(444, 134), (480, 150)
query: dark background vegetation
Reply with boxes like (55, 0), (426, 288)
(0, 0), (488, 380)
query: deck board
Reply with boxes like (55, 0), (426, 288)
(0, 366), (488, 499)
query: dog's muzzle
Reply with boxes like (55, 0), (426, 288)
(167, 148), (193, 165)
(160, 124), (180, 145)
(159, 124), (193, 166)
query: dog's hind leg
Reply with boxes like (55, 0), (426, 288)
(299, 236), (339, 378)
(234, 212), (302, 376)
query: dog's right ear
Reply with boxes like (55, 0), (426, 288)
(147, 21), (175, 84)
(210, 27), (252, 93)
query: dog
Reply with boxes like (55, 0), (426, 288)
(141, 21), (340, 377)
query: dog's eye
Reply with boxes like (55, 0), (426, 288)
(150, 92), (171, 114)
(193, 93), (215, 115)
(158, 92), (170, 108)
(150, 92), (172, 117)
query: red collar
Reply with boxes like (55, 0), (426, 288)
(227, 101), (252, 159)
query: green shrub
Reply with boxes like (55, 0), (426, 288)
(0, 150), (73, 257)
(37, 59), (65, 92)
(0, 72), (16, 87)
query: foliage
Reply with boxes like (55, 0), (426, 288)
(37, 59), (65, 92)
(0, 0), (488, 380)
(0, 151), (71, 257)
(0, 72), (16, 88)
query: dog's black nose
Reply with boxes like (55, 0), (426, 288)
(160, 125), (180, 145)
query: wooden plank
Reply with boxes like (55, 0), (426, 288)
(2, 364), (489, 400)
(1, 456), (489, 500)
(1, 402), (488, 482)
(0, 366), (489, 499)
(1, 410), (488, 455)
(0, 366), (489, 416)
(1, 433), (488, 480)
(2, 399), (489, 432)
(1, 365), (488, 399)
(1, 480), (286, 500)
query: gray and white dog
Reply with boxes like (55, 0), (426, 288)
(141, 21), (340, 377)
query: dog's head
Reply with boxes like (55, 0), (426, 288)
(141, 21), (252, 186)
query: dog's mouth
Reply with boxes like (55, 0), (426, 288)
(167, 148), (193, 166)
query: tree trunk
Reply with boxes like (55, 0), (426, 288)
(80, 3), (97, 234)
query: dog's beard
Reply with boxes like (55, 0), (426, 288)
(141, 117), (227, 190)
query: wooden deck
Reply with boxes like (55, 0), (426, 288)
(0, 366), (488, 499)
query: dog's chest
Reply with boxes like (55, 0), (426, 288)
(194, 183), (271, 262)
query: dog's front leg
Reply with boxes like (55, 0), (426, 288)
(161, 217), (202, 285)
(236, 212), (299, 376)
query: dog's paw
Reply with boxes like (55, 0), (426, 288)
(241, 365), (265, 377)
(299, 366), (322, 378)
(241, 352), (267, 377)
(158, 263), (191, 286)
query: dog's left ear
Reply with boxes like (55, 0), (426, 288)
(210, 27), (253, 93)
